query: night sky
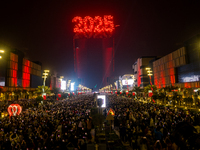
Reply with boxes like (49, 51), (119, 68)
(1, 1), (200, 89)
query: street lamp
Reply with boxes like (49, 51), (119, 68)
(146, 67), (154, 101)
(0, 50), (5, 59)
(42, 70), (50, 93)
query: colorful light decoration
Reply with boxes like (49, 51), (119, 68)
(72, 15), (114, 38)
(107, 108), (115, 116)
(7, 104), (22, 117)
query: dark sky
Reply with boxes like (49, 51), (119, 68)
(1, 0), (200, 89)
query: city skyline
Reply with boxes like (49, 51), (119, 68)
(1, 1), (200, 89)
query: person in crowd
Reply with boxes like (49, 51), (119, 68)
(0, 94), (199, 149)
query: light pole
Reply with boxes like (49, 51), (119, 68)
(146, 68), (153, 102)
(42, 70), (50, 93)
(0, 50), (5, 59)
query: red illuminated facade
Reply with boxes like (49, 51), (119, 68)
(0, 47), (42, 90)
(132, 57), (157, 88)
(7, 53), (18, 87)
(153, 47), (186, 88)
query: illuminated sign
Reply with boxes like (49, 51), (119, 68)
(72, 15), (114, 38)
(107, 108), (115, 116)
(61, 80), (66, 90)
(122, 79), (134, 85)
(7, 104), (22, 117)
(182, 75), (200, 82)
(97, 95), (106, 107)
(71, 82), (75, 91)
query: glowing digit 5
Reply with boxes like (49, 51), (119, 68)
(104, 15), (114, 33)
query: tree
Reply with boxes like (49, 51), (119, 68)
(133, 86), (142, 99)
(35, 96), (43, 104)
(144, 85), (157, 94)
(35, 86), (51, 95)
(158, 92), (166, 104)
(183, 88), (193, 98)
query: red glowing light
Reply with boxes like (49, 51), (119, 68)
(94, 16), (104, 33)
(72, 15), (114, 38)
(7, 104), (22, 117)
(107, 108), (115, 116)
(43, 95), (46, 100)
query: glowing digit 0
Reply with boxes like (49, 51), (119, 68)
(94, 16), (104, 33)
(83, 16), (94, 33)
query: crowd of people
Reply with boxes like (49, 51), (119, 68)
(0, 94), (199, 150)
(0, 95), (95, 150)
(108, 96), (200, 150)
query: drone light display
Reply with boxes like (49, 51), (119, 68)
(72, 15), (114, 38)
(7, 104), (22, 117)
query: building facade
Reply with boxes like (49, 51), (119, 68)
(0, 45), (42, 92)
(119, 74), (134, 90)
(153, 34), (200, 89)
(132, 56), (157, 88)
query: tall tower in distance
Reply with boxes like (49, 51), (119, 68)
(72, 15), (115, 88)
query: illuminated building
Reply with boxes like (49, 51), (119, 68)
(132, 56), (158, 88)
(0, 44), (42, 92)
(44, 72), (60, 90)
(72, 15), (115, 87)
(119, 74), (135, 90)
(153, 34), (200, 89)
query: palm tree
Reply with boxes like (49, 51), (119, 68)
(133, 86), (142, 99)
(183, 88), (194, 106)
(35, 86), (51, 95)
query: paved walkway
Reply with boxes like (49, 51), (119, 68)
(113, 128), (133, 150)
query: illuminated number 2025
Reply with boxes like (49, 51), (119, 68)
(72, 15), (114, 38)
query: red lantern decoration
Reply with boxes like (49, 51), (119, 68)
(58, 94), (61, 98)
(43, 95), (46, 100)
(126, 91), (129, 95)
(115, 91), (117, 94)
(132, 92), (135, 96)
(148, 93), (153, 97)
(7, 104), (22, 117)
(68, 93), (70, 96)
(73, 92), (74, 95)
(120, 91), (122, 94)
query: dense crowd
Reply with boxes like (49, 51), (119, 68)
(0, 94), (199, 150)
(0, 95), (95, 150)
(108, 96), (200, 150)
